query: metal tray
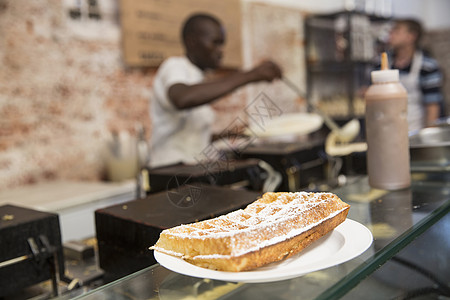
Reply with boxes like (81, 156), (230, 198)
(409, 126), (450, 171)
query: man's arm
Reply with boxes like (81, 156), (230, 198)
(168, 60), (282, 109)
(425, 102), (440, 127)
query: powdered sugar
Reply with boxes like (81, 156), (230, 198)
(168, 192), (333, 238)
(191, 207), (346, 259)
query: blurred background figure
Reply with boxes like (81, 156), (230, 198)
(150, 13), (282, 168)
(388, 18), (445, 132)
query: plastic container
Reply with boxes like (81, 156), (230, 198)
(364, 57), (411, 190)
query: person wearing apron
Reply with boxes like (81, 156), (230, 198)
(388, 18), (444, 133)
(150, 13), (282, 168)
(399, 51), (424, 132)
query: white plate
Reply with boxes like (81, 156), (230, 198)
(154, 219), (373, 283)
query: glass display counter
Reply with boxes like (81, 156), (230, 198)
(59, 172), (450, 300)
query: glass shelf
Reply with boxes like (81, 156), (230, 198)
(61, 172), (450, 300)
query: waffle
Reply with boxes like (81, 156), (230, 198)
(151, 192), (350, 272)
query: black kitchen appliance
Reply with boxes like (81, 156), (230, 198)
(137, 158), (268, 195)
(239, 135), (328, 191)
(0, 204), (65, 298)
(95, 184), (260, 282)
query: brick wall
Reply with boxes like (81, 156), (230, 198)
(0, 0), (154, 189)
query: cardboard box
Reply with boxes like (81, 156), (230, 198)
(119, 0), (242, 68)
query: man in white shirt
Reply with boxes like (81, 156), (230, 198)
(150, 13), (282, 167)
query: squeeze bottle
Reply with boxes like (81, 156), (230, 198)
(364, 53), (411, 190)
